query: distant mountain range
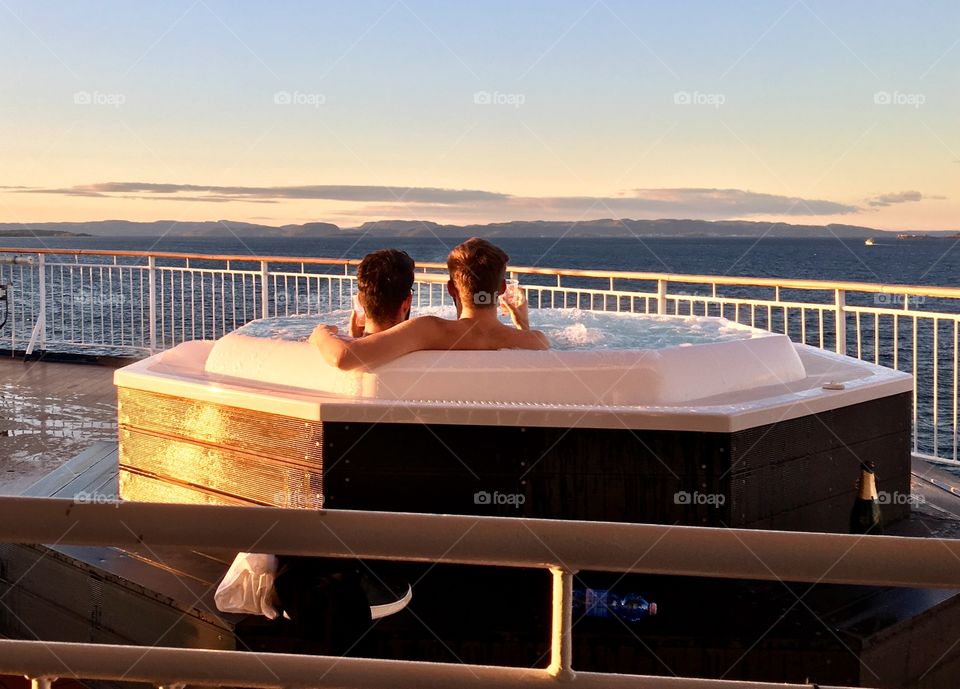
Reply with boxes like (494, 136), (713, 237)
(0, 228), (94, 237)
(0, 220), (340, 238)
(0, 218), (956, 239)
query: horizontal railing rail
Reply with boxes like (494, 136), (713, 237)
(5, 497), (960, 587)
(0, 639), (861, 689)
(0, 496), (950, 689)
(0, 247), (957, 462)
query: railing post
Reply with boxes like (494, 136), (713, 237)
(147, 256), (157, 354)
(547, 566), (576, 680)
(25, 254), (46, 356)
(8, 279), (14, 352)
(38, 254), (45, 350)
(260, 261), (269, 319)
(834, 288), (846, 355)
(656, 279), (667, 315)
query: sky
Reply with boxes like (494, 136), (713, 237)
(0, 0), (957, 230)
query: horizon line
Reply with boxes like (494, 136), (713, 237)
(0, 217), (958, 234)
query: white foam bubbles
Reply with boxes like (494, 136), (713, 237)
(234, 307), (766, 351)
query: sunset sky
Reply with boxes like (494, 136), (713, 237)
(1, 0), (957, 230)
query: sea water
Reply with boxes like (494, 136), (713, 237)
(234, 308), (763, 351)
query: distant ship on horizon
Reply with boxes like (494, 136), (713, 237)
(895, 232), (960, 240)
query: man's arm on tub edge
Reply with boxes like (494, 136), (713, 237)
(309, 317), (456, 371)
(309, 317), (548, 371)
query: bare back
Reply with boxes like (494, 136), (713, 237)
(311, 313), (548, 371)
(428, 316), (549, 352)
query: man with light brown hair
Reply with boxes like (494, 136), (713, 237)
(309, 237), (548, 370)
(446, 237), (510, 312)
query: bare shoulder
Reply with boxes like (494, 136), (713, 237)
(526, 328), (550, 350)
(406, 314), (468, 348)
(415, 314), (454, 327)
(382, 315), (447, 336)
(410, 315), (459, 336)
(500, 324), (549, 350)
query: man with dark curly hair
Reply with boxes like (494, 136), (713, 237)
(351, 248), (415, 336)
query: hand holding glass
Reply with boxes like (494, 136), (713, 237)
(350, 294), (366, 337)
(500, 279), (521, 313)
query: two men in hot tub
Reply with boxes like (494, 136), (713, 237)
(309, 237), (549, 369)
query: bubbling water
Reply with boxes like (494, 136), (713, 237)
(235, 307), (764, 351)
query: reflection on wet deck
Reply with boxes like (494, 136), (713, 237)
(0, 357), (117, 495)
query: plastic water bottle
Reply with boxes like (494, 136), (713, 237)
(573, 588), (657, 622)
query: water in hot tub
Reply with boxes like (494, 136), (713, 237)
(234, 308), (766, 350)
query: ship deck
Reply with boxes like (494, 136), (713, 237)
(5, 358), (960, 685)
(0, 356), (118, 495)
(7, 432), (960, 682)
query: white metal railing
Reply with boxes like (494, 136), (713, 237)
(0, 640), (860, 689)
(0, 640), (856, 689)
(2, 495), (955, 689)
(1, 247), (959, 462)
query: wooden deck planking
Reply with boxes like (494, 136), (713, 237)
(3, 440), (242, 646)
(0, 358), (118, 495)
(50, 448), (118, 500)
(20, 440), (118, 498)
(0, 543), (236, 650)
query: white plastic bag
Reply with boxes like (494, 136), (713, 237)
(214, 552), (281, 619)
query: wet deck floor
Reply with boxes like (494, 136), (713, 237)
(0, 356), (117, 495)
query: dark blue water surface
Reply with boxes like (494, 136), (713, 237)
(1, 234), (958, 287)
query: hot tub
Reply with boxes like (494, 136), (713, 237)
(114, 311), (913, 532)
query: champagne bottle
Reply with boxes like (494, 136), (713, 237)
(849, 461), (883, 535)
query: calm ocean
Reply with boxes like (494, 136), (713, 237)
(2, 234), (959, 287)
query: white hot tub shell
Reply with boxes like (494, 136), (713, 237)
(114, 315), (913, 532)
